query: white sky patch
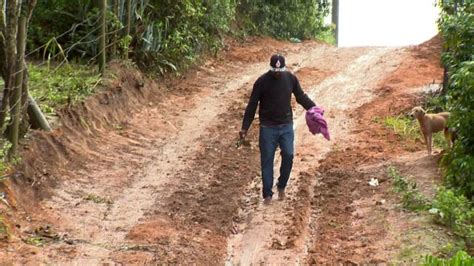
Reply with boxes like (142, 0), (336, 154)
(338, 0), (440, 47)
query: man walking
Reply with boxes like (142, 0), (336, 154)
(239, 54), (316, 204)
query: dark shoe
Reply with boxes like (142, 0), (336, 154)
(263, 196), (272, 205)
(278, 189), (286, 201)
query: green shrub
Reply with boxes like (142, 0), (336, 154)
(424, 250), (474, 266)
(438, 1), (474, 199)
(430, 187), (474, 241)
(236, 0), (331, 40)
(442, 62), (474, 198)
(28, 1), (331, 75)
(28, 0), (94, 51)
(0, 141), (12, 177)
(438, 3), (473, 71)
(134, 0), (208, 73)
(29, 0), (124, 59)
(388, 166), (431, 211)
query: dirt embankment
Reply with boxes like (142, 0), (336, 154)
(1, 63), (161, 243)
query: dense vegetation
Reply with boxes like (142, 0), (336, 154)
(436, 0), (474, 201)
(29, 0), (331, 73)
(439, 0), (474, 198)
(423, 0), (474, 262)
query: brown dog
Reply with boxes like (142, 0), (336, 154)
(410, 106), (453, 155)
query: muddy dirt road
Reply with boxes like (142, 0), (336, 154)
(0, 37), (444, 264)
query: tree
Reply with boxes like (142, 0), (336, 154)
(0, 0), (20, 130)
(124, 0), (131, 60)
(0, 0), (50, 157)
(99, 0), (106, 74)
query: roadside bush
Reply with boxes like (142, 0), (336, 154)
(237, 0), (331, 40)
(29, 0), (124, 60)
(388, 166), (431, 211)
(28, 0), (94, 51)
(438, 1), (474, 198)
(134, 0), (210, 73)
(438, 4), (473, 71)
(430, 187), (474, 241)
(424, 250), (474, 265)
(443, 61), (474, 198)
(28, 1), (332, 75)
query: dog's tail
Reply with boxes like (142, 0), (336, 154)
(445, 127), (458, 144)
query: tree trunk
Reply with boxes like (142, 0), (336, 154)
(0, 0), (20, 130)
(99, 0), (107, 74)
(125, 0), (131, 36)
(21, 0), (36, 120)
(0, 0), (7, 81)
(110, 0), (119, 57)
(441, 66), (449, 95)
(27, 93), (51, 131)
(20, 61), (29, 129)
(20, 0), (49, 131)
(331, 0), (339, 46)
(124, 0), (131, 59)
(20, 59), (50, 131)
(9, 14), (26, 157)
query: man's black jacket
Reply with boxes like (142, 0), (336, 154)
(241, 71), (316, 130)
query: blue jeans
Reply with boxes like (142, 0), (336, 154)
(259, 123), (294, 198)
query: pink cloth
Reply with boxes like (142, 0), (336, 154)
(305, 106), (330, 141)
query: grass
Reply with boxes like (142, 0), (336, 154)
(381, 115), (448, 149)
(387, 166), (472, 264)
(23, 236), (45, 246)
(430, 187), (474, 242)
(424, 250), (474, 265)
(83, 193), (113, 204)
(316, 27), (336, 45)
(0, 141), (13, 178)
(28, 63), (101, 115)
(0, 215), (8, 240)
(383, 115), (420, 140)
(388, 166), (474, 263)
(388, 166), (430, 211)
(438, 241), (468, 258)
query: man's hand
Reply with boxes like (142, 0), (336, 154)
(236, 129), (249, 148)
(239, 129), (247, 140)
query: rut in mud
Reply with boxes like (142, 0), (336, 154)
(0, 37), (444, 264)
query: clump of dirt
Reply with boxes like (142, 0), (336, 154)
(305, 36), (446, 263)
